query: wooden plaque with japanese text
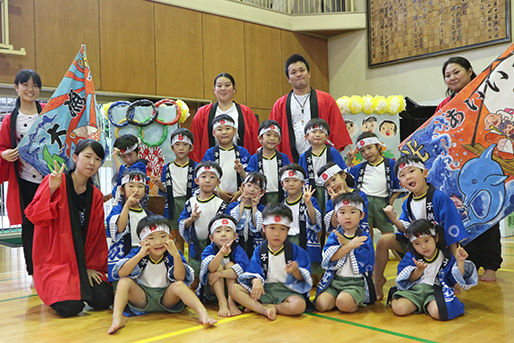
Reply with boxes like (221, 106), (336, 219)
(367, 0), (511, 67)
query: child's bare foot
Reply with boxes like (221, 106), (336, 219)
(264, 305), (276, 321)
(374, 275), (386, 301)
(217, 302), (231, 317)
(107, 315), (127, 334)
(199, 312), (217, 326)
(228, 297), (242, 316)
(479, 269), (497, 282)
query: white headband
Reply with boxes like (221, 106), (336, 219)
(305, 125), (328, 136)
(334, 200), (364, 213)
(210, 218), (237, 234)
(318, 165), (342, 186)
(396, 161), (425, 178)
(121, 172), (146, 186)
(409, 229), (436, 243)
(259, 124), (281, 137)
(356, 137), (383, 150)
(119, 141), (139, 154)
(171, 134), (192, 146)
(263, 215), (292, 228)
(140, 224), (170, 241)
(213, 118), (236, 131)
(280, 169), (305, 182)
(196, 165), (221, 179)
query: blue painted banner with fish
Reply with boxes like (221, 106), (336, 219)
(18, 45), (104, 175)
(399, 43), (514, 243)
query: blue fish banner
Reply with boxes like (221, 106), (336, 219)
(399, 44), (514, 244)
(18, 45), (104, 175)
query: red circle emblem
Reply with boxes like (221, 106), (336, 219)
(222, 219), (229, 225)
(149, 225), (158, 232)
(220, 120), (225, 125)
(322, 173), (328, 180)
(359, 140), (365, 146)
(342, 200), (350, 206)
(399, 163), (405, 169)
(274, 215), (281, 223)
(204, 166), (210, 170)
(270, 125), (275, 130)
(178, 134), (183, 140)
(288, 170), (295, 177)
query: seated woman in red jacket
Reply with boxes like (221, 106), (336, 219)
(190, 73), (260, 161)
(25, 139), (113, 317)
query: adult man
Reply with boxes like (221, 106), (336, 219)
(270, 54), (352, 162)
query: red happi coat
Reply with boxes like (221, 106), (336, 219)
(25, 174), (107, 305)
(190, 102), (260, 161)
(270, 89), (352, 162)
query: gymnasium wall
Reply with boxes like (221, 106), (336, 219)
(327, 4), (514, 105)
(0, 0), (329, 122)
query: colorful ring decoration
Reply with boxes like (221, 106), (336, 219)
(108, 101), (131, 127)
(155, 99), (181, 126)
(114, 118), (130, 139)
(126, 99), (158, 127)
(138, 124), (168, 147)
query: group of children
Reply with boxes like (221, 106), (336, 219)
(105, 115), (478, 334)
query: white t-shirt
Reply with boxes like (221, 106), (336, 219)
(400, 196), (427, 229)
(216, 103), (239, 145)
(169, 161), (189, 197)
(419, 251), (444, 286)
(138, 259), (170, 288)
(285, 198), (301, 236)
(336, 254), (358, 278)
(129, 208), (147, 247)
(262, 153), (279, 192)
(190, 195), (224, 240)
(360, 161), (388, 197)
(219, 148), (238, 193)
(16, 111), (43, 183)
(312, 147), (328, 186)
(290, 94), (311, 156)
(267, 249), (288, 283)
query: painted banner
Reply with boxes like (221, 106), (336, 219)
(399, 43), (514, 244)
(18, 45), (103, 174)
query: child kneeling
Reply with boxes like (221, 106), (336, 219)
(108, 215), (216, 334)
(229, 203), (312, 320)
(389, 219), (477, 320)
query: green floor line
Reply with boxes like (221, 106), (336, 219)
(0, 294), (37, 303)
(305, 312), (438, 343)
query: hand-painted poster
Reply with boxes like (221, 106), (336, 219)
(337, 95), (405, 164)
(399, 43), (514, 244)
(18, 45), (104, 174)
(104, 99), (190, 195)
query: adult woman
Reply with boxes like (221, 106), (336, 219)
(0, 70), (44, 277)
(437, 57), (501, 282)
(25, 139), (113, 317)
(436, 56), (476, 112)
(190, 73), (260, 161)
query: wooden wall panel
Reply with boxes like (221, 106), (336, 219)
(244, 23), (282, 110)
(252, 107), (272, 123)
(280, 31), (329, 94)
(34, 0), (100, 88)
(202, 14), (245, 104)
(99, 0), (155, 94)
(0, 0), (36, 84)
(154, 4), (203, 99)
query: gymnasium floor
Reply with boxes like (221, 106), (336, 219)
(1, 238), (513, 343)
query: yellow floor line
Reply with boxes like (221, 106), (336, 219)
(132, 313), (254, 343)
(499, 268), (514, 273)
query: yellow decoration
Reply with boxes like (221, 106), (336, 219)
(336, 96), (351, 114)
(362, 95), (374, 114)
(372, 95), (387, 114)
(350, 95), (364, 114)
(176, 99), (190, 124)
(101, 102), (113, 118)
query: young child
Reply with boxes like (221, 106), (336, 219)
(346, 132), (402, 237)
(315, 193), (375, 313)
(227, 172), (267, 257)
(107, 170), (151, 281)
(299, 118), (347, 213)
(154, 128), (197, 252)
(318, 162), (369, 236)
(197, 214), (250, 317)
(374, 155), (468, 300)
(247, 120), (290, 204)
(202, 114), (250, 203)
(108, 215), (216, 334)
(389, 219), (477, 320)
(178, 161), (227, 279)
(279, 164), (323, 280)
(229, 203), (312, 320)
(107, 134), (147, 202)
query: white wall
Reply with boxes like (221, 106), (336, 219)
(328, 5), (513, 105)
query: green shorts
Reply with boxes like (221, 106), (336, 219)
(322, 275), (366, 305)
(259, 282), (304, 305)
(188, 238), (210, 277)
(367, 195), (394, 233)
(393, 283), (435, 314)
(168, 195), (187, 231)
(128, 283), (185, 313)
(264, 192), (279, 205)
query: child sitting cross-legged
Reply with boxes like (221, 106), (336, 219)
(197, 214), (250, 317)
(229, 203), (312, 320)
(315, 192), (376, 313)
(108, 215), (217, 334)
